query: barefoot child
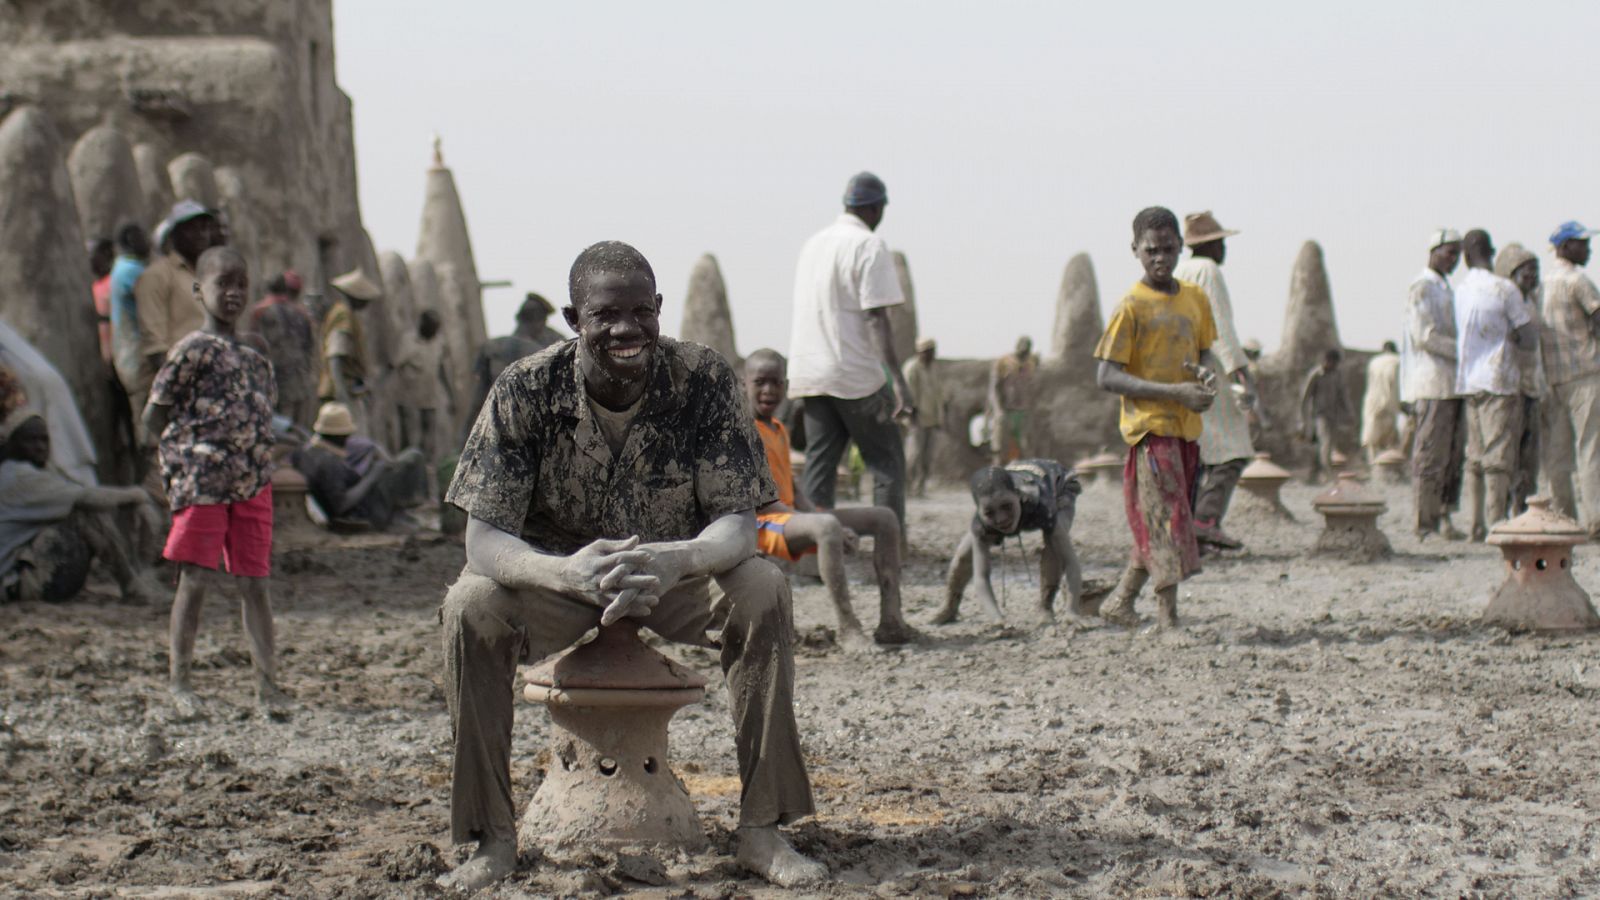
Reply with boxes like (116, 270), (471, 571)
(746, 348), (915, 645)
(143, 246), (287, 717)
(934, 459), (1084, 625)
(1093, 207), (1220, 630)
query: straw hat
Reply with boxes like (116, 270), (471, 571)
(331, 269), (383, 302)
(1182, 211), (1240, 246)
(1494, 243), (1537, 280)
(313, 402), (357, 437)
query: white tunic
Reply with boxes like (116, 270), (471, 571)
(1173, 256), (1254, 464)
(787, 214), (905, 399)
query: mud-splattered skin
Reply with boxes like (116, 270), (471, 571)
(447, 337), (775, 555)
(972, 459), (1081, 545)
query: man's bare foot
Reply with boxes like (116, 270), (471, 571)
(736, 825), (826, 888)
(1440, 518), (1466, 541)
(930, 602), (960, 625)
(837, 625), (873, 652)
(257, 681), (293, 721)
(169, 684), (204, 720)
(438, 837), (516, 895)
(873, 619), (918, 646)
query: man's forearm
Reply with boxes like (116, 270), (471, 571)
(464, 516), (567, 591)
(642, 510), (756, 579)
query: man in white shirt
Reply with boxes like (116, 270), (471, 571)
(1453, 230), (1533, 541)
(1173, 211), (1256, 550)
(1539, 220), (1600, 538)
(787, 172), (915, 530)
(1401, 229), (1466, 540)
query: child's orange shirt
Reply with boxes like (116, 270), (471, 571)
(753, 417), (795, 507)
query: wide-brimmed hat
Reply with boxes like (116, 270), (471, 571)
(915, 337), (937, 353)
(1182, 211), (1240, 246)
(313, 402), (357, 437)
(331, 269), (382, 302)
(1494, 242), (1538, 280)
(1427, 228), (1463, 251)
(517, 292), (554, 319)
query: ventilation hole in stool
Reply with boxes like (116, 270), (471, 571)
(1536, 558), (1548, 571)
(644, 757), (658, 774)
(1561, 557), (1570, 569)
(598, 757), (618, 776)
(558, 742), (578, 772)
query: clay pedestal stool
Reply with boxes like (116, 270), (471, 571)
(1373, 448), (1408, 484)
(1236, 453), (1293, 519)
(1074, 451), (1123, 487)
(1310, 472), (1391, 561)
(269, 466), (318, 542)
(1483, 498), (1600, 632)
(520, 622), (709, 851)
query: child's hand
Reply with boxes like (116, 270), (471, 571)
(1173, 382), (1216, 412)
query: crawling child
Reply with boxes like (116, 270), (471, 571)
(746, 348), (915, 646)
(934, 458), (1084, 625)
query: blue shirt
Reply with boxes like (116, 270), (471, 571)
(109, 255), (146, 387)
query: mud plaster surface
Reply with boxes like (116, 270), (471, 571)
(2, 482), (1599, 897)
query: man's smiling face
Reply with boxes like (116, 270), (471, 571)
(565, 268), (662, 387)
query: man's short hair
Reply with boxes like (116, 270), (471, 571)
(567, 241), (655, 308)
(1132, 206), (1181, 241)
(970, 466), (1016, 499)
(1462, 229), (1493, 259)
(1382, 340), (1398, 353)
(745, 348), (786, 374)
(115, 222), (148, 255)
(196, 245), (245, 279)
(1324, 347), (1343, 364)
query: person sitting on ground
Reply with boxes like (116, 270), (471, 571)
(1093, 206), (1219, 631)
(291, 401), (428, 531)
(142, 246), (287, 719)
(934, 459), (1084, 626)
(1301, 348), (1355, 482)
(745, 348), (914, 646)
(0, 409), (160, 604)
(437, 241), (824, 893)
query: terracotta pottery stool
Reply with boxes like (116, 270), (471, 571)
(1373, 448), (1408, 484)
(520, 622), (708, 851)
(269, 466), (318, 541)
(1236, 452), (1293, 519)
(1310, 472), (1391, 561)
(1483, 498), (1599, 632)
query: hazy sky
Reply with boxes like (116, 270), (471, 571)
(336, 0), (1593, 360)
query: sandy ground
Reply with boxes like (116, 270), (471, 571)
(2, 475), (1599, 898)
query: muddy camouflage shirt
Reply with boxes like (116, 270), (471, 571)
(149, 331), (277, 511)
(447, 337), (776, 555)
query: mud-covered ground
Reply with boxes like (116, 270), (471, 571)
(3, 476), (1599, 898)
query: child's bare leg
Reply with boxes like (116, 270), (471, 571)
(239, 576), (289, 715)
(782, 513), (866, 641)
(1100, 560), (1147, 627)
(169, 564), (211, 714)
(1154, 584), (1179, 629)
(830, 506), (913, 644)
(1054, 529), (1087, 617)
(933, 532), (974, 624)
(1038, 543), (1060, 621)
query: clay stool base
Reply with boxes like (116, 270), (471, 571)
(1311, 512), (1393, 562)
(520, 623), (707, 851)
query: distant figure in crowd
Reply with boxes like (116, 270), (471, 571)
(1241, 337), (1267, 444)
(467, 292), (564, 436)
(901, 337), (944, 497)
(1, 410), (158, 604)
(292, 402), (427, 532)
(988, 336), (1038, 465)
(318, 269), (382, 428)
(249, 270), (318, 428)
(109, 223), (152, 441)
(142, 246), (286, 719)
(1454, 229), (1533, 541)
(936, 459), (1084, 626)
(1301, 348), (1354, 482)
(789, 172), (915, 532)
(88, 235), (137, 471)
(1402, 229), (1466, 540)
(746, 348), (913, 646)
(438, 241), (823, 892)
(89, 238), (115, 365)
(1494, 243), (1544, 516)
(1174, 210), (1256, 551)
(393, 309), (455, 471)
(1094, 206), (1218, 630)
(1538, 221), (1600, 539)
(133, 200), (225, 423)
(1361, 341), (1402, 462)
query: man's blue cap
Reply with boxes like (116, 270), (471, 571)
(1550, 221), (1598, 246)
(842, 172), (887, 207)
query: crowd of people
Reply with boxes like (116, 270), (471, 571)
(2, 169), (1599, 894)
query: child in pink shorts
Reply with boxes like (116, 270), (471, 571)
(143, 246), (287, 718)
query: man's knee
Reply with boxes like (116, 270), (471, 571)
(441, 571), (514, 638)
(718, 556), (790, 623)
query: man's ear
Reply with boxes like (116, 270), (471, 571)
(192, 280), (201, 295)
(653, 292), (664, 314)
(562, 305), (580, 331)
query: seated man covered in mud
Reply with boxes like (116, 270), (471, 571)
(745, 348), (914, 646)
(0, 409), (160, 604)
(291, 401), (427, 531)
(437, 241), (824, 894)
(934, 459), (1084, 625)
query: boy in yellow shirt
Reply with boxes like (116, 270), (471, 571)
(1093, 207), (1220, 629)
